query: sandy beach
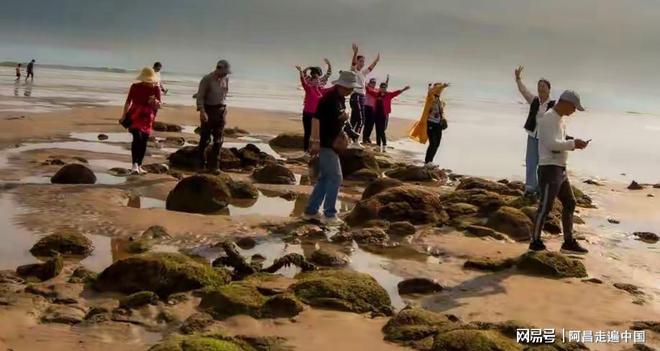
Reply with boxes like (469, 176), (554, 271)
(0, 101), (657, 351)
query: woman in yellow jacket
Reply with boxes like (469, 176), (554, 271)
(409, 82), (449, 167)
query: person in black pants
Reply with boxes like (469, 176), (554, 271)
(198, 105), (226, 171)
(130, 129), (149, 166)
(424, 89), (447, 167)
(196, 60), (231, 172)
(26, 59), (35, 81)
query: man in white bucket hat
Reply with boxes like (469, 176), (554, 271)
(303, 70), (360, 225)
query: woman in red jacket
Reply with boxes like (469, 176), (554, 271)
(367, 82), (409, 152)
(121, 67), (162, 174)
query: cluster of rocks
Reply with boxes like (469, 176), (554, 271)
(169, 143), (276, 172)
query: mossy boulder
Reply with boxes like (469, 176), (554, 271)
(339, 148), (380, 178)
(16, 255), (63, 281)
(516, 251), (587, 278)
(362, 177), (404, 200)
(572, 186), (595, 208)
(200, 282), (302, 319)
(228, 180), (259, 199)
(94, 252), (231, 297)
(180, 312), (215, 334)
(332, 228), (389, 245)
(385, 165), (439, 182)
(126, 238), (152, 253)
(457, 177), (523, 196)
(520, 206), (562, 235)
(166, 174), (232, 214)
(30, 231), (94, 257)
(433, 329), (523, 351)
(269, 132), (304, 149)
(260, 294), (305, 318)
(153, 121), (182, 132)
(347, 186), (447, 226)
(150, 334), (289, 351)
(291, 269), (392, 315)
(440, 189), (506, 214)
(119, 291), (158, 309)
(68, 266), (97, 284)
(346, 168), (380, 182)
(383, 308), (462, 350)
(50, 164), (97, 184)
(464, 257), (518, 272)
(388, 221), (416, 237)
(445, 203), (480, 219)
(485, 207), (533, 242)
(252, 163), (296, 185)
(309, 249), (350, 267)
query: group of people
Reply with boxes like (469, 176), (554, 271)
(15, 60), (36, 82)
(117, 48), (590, 255)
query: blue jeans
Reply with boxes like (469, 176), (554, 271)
(305, 148), (343, 218)
(525, 135), (539, 193)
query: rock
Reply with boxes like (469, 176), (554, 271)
(516, 251), (587, 278)
(260, 294), (305, 318)
(440, 189), (506, 214)
(141, 225), (171, 240)
(180, 312), (215, 334)
(269, 133), (304, 149)
(166, 174), (232, 214)
(654, 184), (660, 189)
(41, 305), (86, 325)
(220, 147), (242, 170)
(387, 221), (416, 237)
(97, 134), (109, 140)
(108, 167), (131, 176)
(346, 168), (380, 182)
(150, 334), (282, 351)
(465, 225), (507, 240)
(119, 291), (158, 309)
(630, 321), (660, 333)
(200, 282), (268, 319)
(608, 218), (621, 224)
(141, 163), (169, 174)
(153, 121), (182, 132)
(73, 156), (88, 164)
(397, 278), (443, 295)
(332, 228), (389, 245)
(68, 267), (97, 284)
(168, 146), (201, 169)
(309, 249), (350, 267)
(43, 158), (66, 166)
(464, 257), (518, 272)
(291, 269), (392, 315)
(485, 207), (533, 242)
(25, 283), (78, 303)
(572, 186), (596, 208)
(520, 206), (562, 234)
(223, 126), (249, 138)
(382, 308), (461, 349)
(613, 283), (644, 296)
(228, 180), (259, 199)
(628, 181), (644, 190)
(456, 177), (523, 196)
(50, 164), (97, 184)
(385, 165), (438, 182)
(94, 252), (230, 297)
(30, 231), (94, 257)
(16, 256), (63, 281)
(252, 163), (296, 185)
(583, 179), (602, 186)
(362, 177), (404, 200)
(433, 329), (522, 351)
(235, 237), (257, 250)
(633, 232), (659, 244)
(364, 219), (390, 229)
(162, 136), (186, 147)
(348, 185), (447, 226)
(445, 202), (479, 219)
(375, 155), (395, 169)
(126, 238), (152, 253)
(581, 278), (603, 284)
(289, 224), (325, 240)
(339, 148), (380, 177)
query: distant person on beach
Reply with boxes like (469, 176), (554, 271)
(15, 63), (21, 81)
(362, 77), (379, 144)
(530, 90), (589, 254)
(26, 59), (35, 81)
(296, 59), (333, 152)
(303, 70), (360, 225)
(366, 79), (410, 152)
(423, 83), (449, 168)
(515, 66), (555, 198)
(196, 59), (231, 172)
(348, 43), (380, 147)
(152, 62), (168, 95)
(121, 67), (162, 174)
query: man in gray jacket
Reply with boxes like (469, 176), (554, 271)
(196, 60), (230, 172)
(530, 90), (590, 254)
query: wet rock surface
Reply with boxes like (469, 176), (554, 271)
(30, 231), (94, 257)
(362, 177), (404, 200)
(252, 163), (296, 185)
(633, 232), (659, 244)
(269, 132), (304, 149)
(385, 165), (440, 182)
(339, 148), (380, 178)
(485, 206), (534, 242)
(153, 121), (183, 132)
(309, 248), (350, 267)
(457, 177), (523, 196)
(16, 255), (63, 281)
(516, 251), (587, 278)
(166, 174), (232, 214)
(397, 278), (443, 295)
(51, 164), (97, 184)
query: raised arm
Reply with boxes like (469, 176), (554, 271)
(385, 74), (390, 86)
(351, 43), (359, 69)
(390, 86), (410, 98)
(320, 58), (332, 86)
(367, 53), (380, 72)
(514, 66), (534, 104)
(296, 65), (306, 86)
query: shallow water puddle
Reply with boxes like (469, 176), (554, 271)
(126, 196), (166, 209)
(70, 132), (133, 143)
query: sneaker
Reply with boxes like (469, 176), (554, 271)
(131, 163), (140, 174)
(302, 212), (322, 222)
(137, 165), (147, 174)
(424, 162), (436, 169)
(560, 239), (589, 254)
(528, 240), (547, 251)
(349, 141), (364, 149)
(322, 216), (344, 226)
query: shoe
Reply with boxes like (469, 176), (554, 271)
(302, 212), (322, 222)
(528, 240), (547, 251)
(322, 216), (344, 226)
(137, 166), (147, 174)
(131, 163), (140, 174)
(424, 162), (436, 169)
(349, 141), (364, 149)
(523, 191), (538, 201)
(560, 239), (589, 254)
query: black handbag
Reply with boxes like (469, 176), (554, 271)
(440, 118), (448, 130)
(119, 112), (132, 129)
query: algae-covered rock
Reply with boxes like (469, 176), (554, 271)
(51, 164), (97, 184)
(68, 266), (97, 284)
(332, 228), (389, 245)
(486, 207), (533, 242)
(440, 189), (506, 214)
(94, 252), (230, 297)
(457, 177), (523, 196)
(166, 174), (233, 214)
(397, 278), (443, 295)
(362, 177), (404, 200)
(119, 291), (158, 309)
(309, 249), (350, 267)
(385, 165), (438, 182)
(432, 329), (523, 351)
(260, 294), (304, 318)
(180, 312), (215, 334)
(199, 282), (267, 319)
(463, 257), (518, 272)
(269, 133), (305, 150)
(388, 221), (416, 237)
(30, 231), (94, 257)
(16, 255), (63, 281)
(516, 251), (587, 278)
(291, 269), (392, 315)
(149, 335), (244, 351)
(383, 308), (462, 350)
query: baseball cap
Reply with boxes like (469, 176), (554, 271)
(216, 60), (231, 74)
(559, 90), (585, 111)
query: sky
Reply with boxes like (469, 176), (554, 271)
(1, 0), (660, 112)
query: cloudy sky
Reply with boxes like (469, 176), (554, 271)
(2, 0), (659, 111)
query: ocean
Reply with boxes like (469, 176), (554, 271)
(1, 65), (659, 184)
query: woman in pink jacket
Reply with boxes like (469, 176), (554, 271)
(296, 59), (332, 152)
(367, 81), (410, 152)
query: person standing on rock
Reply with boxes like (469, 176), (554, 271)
(362, 76), (382, 144)
(424, 83), (450, 168)
(366, 79), (410, 152)
(530, 90), (589, 254)
(515, 66), (555, 198)
(196, 60), (231, 172)
(348, 43), (380, 148)
(296, 59), (333, 153)
(304, 70), (360, 225)
(121, 67), (162, 174)
(153, 62), (168, 95)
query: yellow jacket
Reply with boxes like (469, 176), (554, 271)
(409, 84), (446, 144)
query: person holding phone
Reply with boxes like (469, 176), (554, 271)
(530, 90), (590, 254)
